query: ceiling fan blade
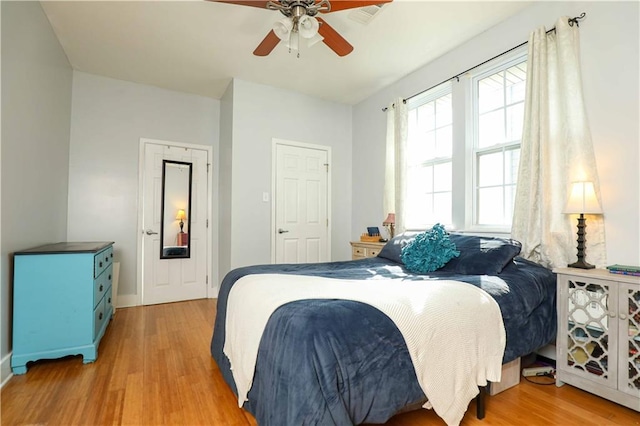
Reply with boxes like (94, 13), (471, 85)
(212, 1), (272, 9)
(317, 17), (353, 56)
(253, 30), (281, 56)
(325, 0), (393, 12)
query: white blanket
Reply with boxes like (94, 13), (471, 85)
(224, 274), (506, 426)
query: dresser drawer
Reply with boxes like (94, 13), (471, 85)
(93, 297), (107, 339)
(93, 264), (113, 308)
(94, 246), (114, 278)
(352, 246), (366, 258)
(350, 241), (387, 260)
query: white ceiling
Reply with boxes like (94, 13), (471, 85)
(40, 0), (531, 105)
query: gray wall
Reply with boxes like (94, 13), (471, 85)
(67, 72), (220, 304)
(352, 1), (640, 266)
(1, 1), (73, 383)
(221, 79), (353, 277)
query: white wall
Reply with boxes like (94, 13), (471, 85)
(353, 1), (640, 266)
(221, 79), (352, 277)
(67, 72), (220, 301)
(1, 1), (72, 383)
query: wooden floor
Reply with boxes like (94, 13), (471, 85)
(1, 299), (638, 425)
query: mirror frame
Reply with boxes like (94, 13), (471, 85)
(159, 159), (193, 260)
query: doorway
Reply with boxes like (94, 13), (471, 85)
(138, 139), (211, 305)
(272, 139), (331, 263)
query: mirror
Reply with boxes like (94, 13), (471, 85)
(160, 160), (192, 259)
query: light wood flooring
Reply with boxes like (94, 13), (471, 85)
(1, 298), (638, 425)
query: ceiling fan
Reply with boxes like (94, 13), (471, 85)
(213, 1), (393, 57)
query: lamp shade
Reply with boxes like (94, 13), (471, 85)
(306, 32), (324, 47)
(298, 15), (319, 39)
(383, 213), (396, 225)
(273, 17), (293, 40)
(564, 181), (603, 214)
(176, 209), (187, 221)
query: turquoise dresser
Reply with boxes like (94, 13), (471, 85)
(11, 242), (115, 374)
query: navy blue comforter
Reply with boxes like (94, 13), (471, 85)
(211, 256), (556, 425)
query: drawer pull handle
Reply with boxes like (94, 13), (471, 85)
(108, 275), (111, 280)
(108, 297), (111, 304)
(99, 261), (103, 268)
(110, 253), (113, 258)
(99, 284), (104, 292)
(99, 312), (103, 320)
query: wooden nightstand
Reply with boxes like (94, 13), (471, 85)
(553, 267), (639, 412)
(350, 241), (386, 260)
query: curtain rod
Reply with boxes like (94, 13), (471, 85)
(381, 12), (586, 112)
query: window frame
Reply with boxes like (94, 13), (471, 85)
(466, 48), (528, 233)
(405, 81), (453, 230)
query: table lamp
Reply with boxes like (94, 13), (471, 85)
(383, 213), (396, 239)
(563, 181), (602, 269)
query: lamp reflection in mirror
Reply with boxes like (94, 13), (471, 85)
(564, 181), (603, 269)
(383, 213), (396, 239)
(176, 209), (187, 233)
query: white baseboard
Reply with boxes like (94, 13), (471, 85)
(1, 352), (13, 388)
(116, 294), (138, 309)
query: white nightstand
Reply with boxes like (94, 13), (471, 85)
(553, 267), (639, 411)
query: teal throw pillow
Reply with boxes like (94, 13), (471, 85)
(400, 224), (460, 274)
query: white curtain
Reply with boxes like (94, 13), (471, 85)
(383, 98), (408, 234)
(512, 17), (606, 269)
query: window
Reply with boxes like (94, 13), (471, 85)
(402, 48), (527, 232)
(472, 58), (527, 228)
(405, 83), (453, 229)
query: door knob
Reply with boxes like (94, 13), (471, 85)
(145, 229), (159, 235)
(278, 228), (289, 234)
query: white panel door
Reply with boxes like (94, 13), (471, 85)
(142, 143), (208, 305)
(275, 143), (329, 263)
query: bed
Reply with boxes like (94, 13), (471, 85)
(211, 232), (557, 425)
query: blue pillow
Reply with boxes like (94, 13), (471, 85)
(378, 230), (522, 275)
(439, 234), (522, 275)
(400, 224), (460, 274)
(377, 231), (420, 264)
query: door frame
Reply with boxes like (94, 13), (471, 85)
(271, 138), (332, 263)
(136, 137), (213, 306)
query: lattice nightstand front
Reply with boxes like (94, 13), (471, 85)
(555, 268), (639, 411)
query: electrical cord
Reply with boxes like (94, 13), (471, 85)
(523, 370), (556, 385)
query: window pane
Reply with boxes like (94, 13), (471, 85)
(504, 184), (516, 226)
(418, 102), (435, 132)
(435, 125), (452, 158)
(506, 103), (524, 142)
(505, 148), (520, 185)
(408, 165), (433, 193)
(478, 109), (505, 148)
(478, 73), (504, 113)
(505, 62), (527, 104)
(433, 162), (452, 192)
(478, 152), (503, 187)
(478, 187), (503, 225)
(406, 194), (429, 226)
(435, 94), (452, 127)
(433, 192), (452, 225)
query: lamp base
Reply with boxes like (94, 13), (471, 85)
(569, 213), (595, 269)
(568, 259), (595, 269)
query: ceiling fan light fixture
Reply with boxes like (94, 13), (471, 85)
(286, 31), (300, 51)
(273, 17), (293, 40)
(298, 15), (319, 39)
(306, 32), (324, 48)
